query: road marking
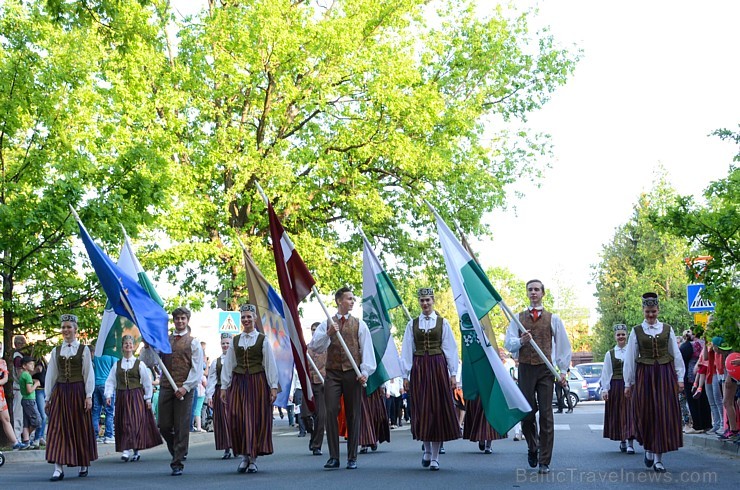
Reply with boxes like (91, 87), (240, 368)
(553, 424), (570, 430)
(589, 424), (604, 430)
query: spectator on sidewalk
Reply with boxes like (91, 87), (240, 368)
(0, 343), (22, 449)
(19, 356), (42, 448)
(91, 345), (117, 443)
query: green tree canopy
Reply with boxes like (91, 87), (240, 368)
(591, 172), (693, 359)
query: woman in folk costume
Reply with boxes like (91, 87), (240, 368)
(44, 314), (98, 481)
(207, 332), (233, 459)
(359, 386), (390, 453)
(462, 396), (507, 454)
(600, 324), (638, 454)
(624, 293), (685, 473)
(401, 288), (460, 471)
(104, 335), (162, 462)
(221, 304), (278, 474)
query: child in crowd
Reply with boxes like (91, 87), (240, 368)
(20, 356), (42, 448)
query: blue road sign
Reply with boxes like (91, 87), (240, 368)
(218, 311), (240, 334)
(686, 284), (715, 312)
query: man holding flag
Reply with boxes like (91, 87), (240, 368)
(309, 287), (376, 470)
(504, 279), (571, 475)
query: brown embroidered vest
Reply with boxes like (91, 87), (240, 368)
(609, 348), (624, 380)
(116, 359), (143, 390)
(233, 333), (266, 375)
(56, 344), (87, 383)
(518, 310), (553, 365)
(326, 315), (362, 372)
(634, 324), (674, 365)
(412, 315), (444, 356)
(161, 332), (193, 389)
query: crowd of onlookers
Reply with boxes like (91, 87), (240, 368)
(678, 329), (739, 444)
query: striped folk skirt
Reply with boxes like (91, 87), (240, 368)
(409, 353), (460, 442)
(633, 363), (683, 453)
(603, 378), (638, 442)
(359, 388), (390, 446)
(213, 385), (231, 451)
(227, 372), (273, 458)
(463, 397), (506, 442)
(46, 381), (98, 466)
(114, 387), (163, 452)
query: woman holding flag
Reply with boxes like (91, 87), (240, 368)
(44, 314), (98, 481)
(221, 304), (278, 474)
(401, 288), (460, 471)
(207, 333), (233, 459)
(104, 335), (162, 462)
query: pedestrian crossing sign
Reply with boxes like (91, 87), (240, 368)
(219, 311), (240, 334)
(686, 284), (714, 312)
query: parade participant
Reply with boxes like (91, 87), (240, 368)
(141, 306), (204, 476)
(207, 333), (233, 459)
(624, 293), (685, 473)
(307, 322), (327, 456)
(462, 395), (506, 454)
(401, 288), (460, 471)
(599, 324), (637, 454)
(44, 314), (97, 481)
(358, 386), (390, 453)
(309, 287), (376, 470)
(221, 304), (278, 474)
(104, 335), (162, 462)
(504, 279), (571, 475)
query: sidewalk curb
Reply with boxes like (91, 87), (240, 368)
(684, 432), (740, 457)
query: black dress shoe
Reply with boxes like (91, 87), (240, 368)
(478, 441), (485, 451)
(644, 454), (654, 468)
(360, 446), (368, 454)
(312, 448), (322, 456)
(50, 472), (64, 482)
(346, 460), (358, 470)
(222, 451), (232, 460)
(439, 445), (446, 454)
(527, 450), (538, 468)
(653, 462), (666, 473)
(555, 409), (563, 414)
(566, 409), (573, 413)
(538, 464), (550, 474)
(171, 467), (184, 476)
(78, 469), (88, 478)
(237, 461), (248, 473)
(421, 456), (431, 468)
(370, 444), (378, 452)
(619, 441), (627, 453)
(324, 458), (340, 469)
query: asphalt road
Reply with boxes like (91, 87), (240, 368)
(1, 402), (738, 488)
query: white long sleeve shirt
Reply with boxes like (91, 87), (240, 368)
(104, 356), (153, 400)
(44, 340), (95, 400)
(308, 314), (377, 379)
(504, 308), (572, 372)
(400, 312), (459, 380)
(139, 332), (204, 393)
(623, 321), (686, 388)
(220, 330), (279, 391)
(205, 355), (226, 400)
(599, 345), (627, 393)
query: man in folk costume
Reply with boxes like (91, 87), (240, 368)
(401, 288), (460, 471)
(44, 314), (98, 481)
(140, 306), (204, 476)
(206, 332), (233, 459)
(221, 304), (278, 474)
(307, 322), (327, 456)
(309, 287), (376, 470)
(600, 324), (638, 454)
(104, 335), (162, 462)
(504, 279), (571, 475)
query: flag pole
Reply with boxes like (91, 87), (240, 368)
(255, 182), (355, 384)
(68, 205), (181, 394)
(234, 234), (324, 385)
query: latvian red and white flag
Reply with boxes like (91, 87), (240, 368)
(267, 202), (317, 410)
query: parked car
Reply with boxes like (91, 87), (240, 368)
(552, 369), (589, 409)
(572, 362), (604, 401)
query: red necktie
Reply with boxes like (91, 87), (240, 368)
(532, 309), (540, 322)
(340, 317), (346, 330)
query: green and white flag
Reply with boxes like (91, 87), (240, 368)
(433, 207), (531, 434)
(94, 231), (164, 359)
(361, 233), (403, 395)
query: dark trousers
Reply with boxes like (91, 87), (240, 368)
(294, 388), (306, 433)
(158, 386), (194, 470)
(309, 383), (326, 450)
(555, 383), (572, 411)
(392, 396), (403, 425)
(324, 369), (362, 461)
(518, 363), (555, 465)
